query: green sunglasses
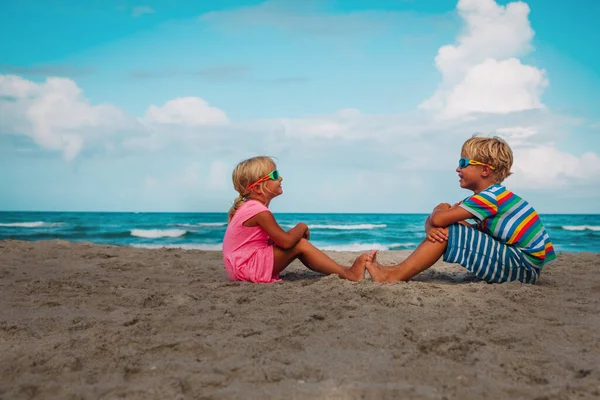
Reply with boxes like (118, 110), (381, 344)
(247, 169), (281, 190)
(458, 157), (496, 170)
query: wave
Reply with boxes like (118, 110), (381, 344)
(172, 222), (227, 228)
(130, 229), (187, 238)
(307, 224), (387, 230)
(133, 241), (413, 252)
(562, 225), (600, 231)
(0, 221), (64, 228)
(131, 243), (222, 251)
(389, 243), (419, 249)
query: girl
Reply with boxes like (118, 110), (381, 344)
(223, 156), (367, 283)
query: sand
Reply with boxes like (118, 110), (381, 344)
(1, 239), (599, 399)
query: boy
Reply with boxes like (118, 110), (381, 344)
(367, 135), (556, 284)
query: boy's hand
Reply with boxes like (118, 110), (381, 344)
(433, 203), (451, 212)
(450, 201), (462, 209)
(427, 227), (448, 243)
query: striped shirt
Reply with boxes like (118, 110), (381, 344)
(459, 184), (556, 268)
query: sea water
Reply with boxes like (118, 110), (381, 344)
(0, 212), (598, 252)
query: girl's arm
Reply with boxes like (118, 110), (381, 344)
(429, 203), (474, 228)
(246, 211), (308, 249)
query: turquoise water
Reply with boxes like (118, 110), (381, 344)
(0, 212), (598, 252)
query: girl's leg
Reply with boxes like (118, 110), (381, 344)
(366, 232), (448, 283)
(273, 238), (366, 281)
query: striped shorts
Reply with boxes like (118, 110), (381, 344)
(443, 223), (540, 284)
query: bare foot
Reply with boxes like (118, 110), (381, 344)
(343, 253), (368, 281)
(368, 250), (399, 272)
(366, 250), (392, 283)
(368, 250), (381, 267)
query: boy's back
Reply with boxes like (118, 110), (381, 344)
(460, 184), (556, 268)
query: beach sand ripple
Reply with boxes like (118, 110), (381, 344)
(1, 240), (599, 399)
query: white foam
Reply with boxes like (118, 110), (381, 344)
(172, 222), (227, 228)
(131, 243), (222, 251)
(562, 225), (600, 231)
(0, 221), (64, 228)
(130, 241), (416, 252)
(307, 224), (387, 230)
(130, 229), (187, 238)
(389, 242), (419, 249)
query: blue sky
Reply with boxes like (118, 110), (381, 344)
(1, 0), (599, 213)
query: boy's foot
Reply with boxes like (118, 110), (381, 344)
(344, 254), (368, 281)
(368, 250), (381, 267)
(366, 250), (392, 283)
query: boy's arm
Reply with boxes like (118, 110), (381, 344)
(449, 201), (476, 227)
(429, 203), (474, 228)
(424, 215), (449, 242)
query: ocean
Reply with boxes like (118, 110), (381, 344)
(0, 212), (598, 253)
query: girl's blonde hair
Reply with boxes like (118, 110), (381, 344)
(228, 156), (277, 221)
(461, 134), (513, 183)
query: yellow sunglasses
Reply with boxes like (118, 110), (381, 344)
(458, 158), (496, 170)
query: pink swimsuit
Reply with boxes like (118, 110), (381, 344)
(222, 200), (280, 283)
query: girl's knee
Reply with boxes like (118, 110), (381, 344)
(291, 238), (311, 254)
(296, 238), (309, 249)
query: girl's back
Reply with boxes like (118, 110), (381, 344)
(222, 200), (276, 282)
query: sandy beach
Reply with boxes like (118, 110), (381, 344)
(1, 239), (599, 399)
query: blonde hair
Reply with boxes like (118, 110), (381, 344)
(461, 134), (513, 183)
(227, 156), (277, 221)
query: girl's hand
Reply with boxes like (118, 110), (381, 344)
(427, 227), (448, 243)
(251, 213), (308, 249)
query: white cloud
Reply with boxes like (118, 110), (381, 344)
(496, 126), (538, 146)
(2, 72), (598, 198)
(510, 145), (600, 189)
(144, 177), (158, 189)
(280, 108), (364, 139)
(141, 162), (231, 198)
(421, 0), (547, 118)
(442, 58), (547, 117)
(132, 6), (155, 18)
(175, 163), (202, 188)
(0, 74), (38, 98)
(208, 161), (230, 190)
(0, 74), (128, 160)
(144, 97), (228, 126)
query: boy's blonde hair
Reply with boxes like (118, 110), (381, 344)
(461, 134), (513, 183)
(228, 156), (276, 221)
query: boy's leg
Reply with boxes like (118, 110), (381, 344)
(366, 229), (449, 283)
(273, 238), (366, 281)
(443, 224), (539, 284)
